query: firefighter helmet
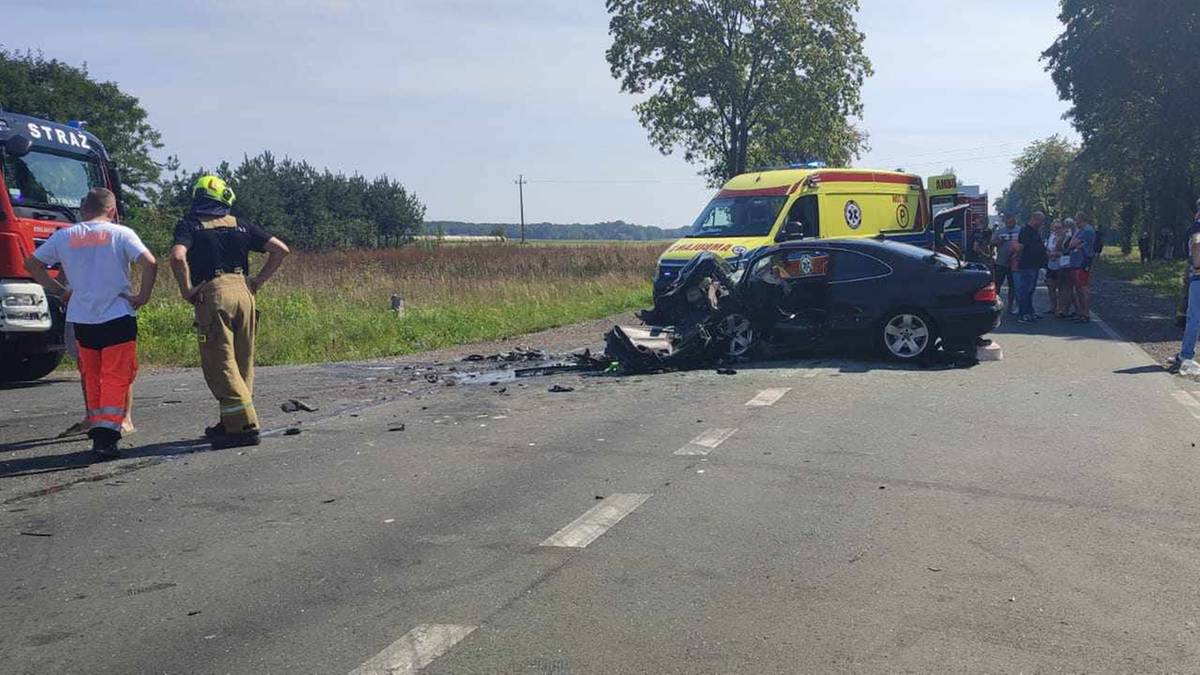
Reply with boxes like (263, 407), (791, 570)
(192, 174), (236, 207)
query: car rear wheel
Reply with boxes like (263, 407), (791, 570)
(717, 313), (755, 358)
(879, 311), (936, 360)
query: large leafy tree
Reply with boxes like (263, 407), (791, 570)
(995, 136), (1078, 222)
(1043, 0), (1200, 249)
(0, 48), (164, 196)
(606, 0), (872, 185)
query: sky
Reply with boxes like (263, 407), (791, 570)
(6, 0), (1076, 227)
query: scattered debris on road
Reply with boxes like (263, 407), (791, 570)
(281, 399), (318, 413)
(19, 531), (52, 537)
(387, 424), (406, 432)
(284, 427), (302, 436)
(548, 384), (575, 393)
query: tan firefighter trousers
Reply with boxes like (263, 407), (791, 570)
(194, 273), (259, 433)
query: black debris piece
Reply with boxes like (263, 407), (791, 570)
(424, 373), (439, 383)
(387, 424), (406, 432)
(281, 399), (318, 413)
(321, 498), (337, 504)
(187, 611), (202, 616)
(716, 368), (737, 375)
(548, 384), (575, 393)
(19, 531), (52, 537)
(284, 427), (302, 436)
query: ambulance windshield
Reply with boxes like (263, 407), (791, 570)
(3, 148), (105, 212)
(687, 195), (787, 238)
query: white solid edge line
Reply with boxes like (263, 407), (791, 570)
(675, 428), (737, 455)
(746, 387), (791, 407)
(348, 624), (477, 675)
(1092, 313), (1157, 363)
(540, 493), (652, 548)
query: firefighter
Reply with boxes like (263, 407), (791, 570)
(169, 175), (290, 449)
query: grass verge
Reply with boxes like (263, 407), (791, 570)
(131, 243), (664, 366)
(1094, 246), (1184, 298)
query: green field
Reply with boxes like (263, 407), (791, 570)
(132, 242), (663, 366)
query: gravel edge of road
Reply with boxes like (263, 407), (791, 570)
(1089, 272), (1181, 365)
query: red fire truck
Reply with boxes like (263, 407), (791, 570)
(0, 111), (124, 381)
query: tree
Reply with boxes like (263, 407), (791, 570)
(1043, 0), (1200, 254)
(606, 0), (872, 186)
(0, 47), (164, 196)
(997, 136), (1078, 222)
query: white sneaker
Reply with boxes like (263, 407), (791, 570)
(1180, 359), (1200, 376)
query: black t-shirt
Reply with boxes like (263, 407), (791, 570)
(173, 214), (271, 287)
(1017, 225), (1048, 270)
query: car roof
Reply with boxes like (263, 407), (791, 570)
(773, 237), (924, 256)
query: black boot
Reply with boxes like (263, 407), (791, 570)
(88, 428), (121, 459)
(211, 429), (261, 450)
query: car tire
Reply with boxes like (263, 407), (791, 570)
(878, 310), (937, 361)
(717, 313), (755, 358)
(0, 351), (63, 383)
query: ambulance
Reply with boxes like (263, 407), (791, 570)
(656, 167), (946, 290)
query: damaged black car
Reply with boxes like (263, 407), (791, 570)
(607, 238), (1002, 372)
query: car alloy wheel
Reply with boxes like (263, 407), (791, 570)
(718, 314), (754, 357)
(882, 312), (932, 359)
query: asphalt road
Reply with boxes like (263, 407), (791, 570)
(4, 307), (1200, 673)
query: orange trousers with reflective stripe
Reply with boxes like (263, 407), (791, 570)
(77, 340), (138, 433)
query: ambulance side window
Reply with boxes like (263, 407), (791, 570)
(786, 195), (819, 239)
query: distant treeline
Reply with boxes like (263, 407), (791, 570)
(426, 220), (689, 241)
(128, 151), (426, 252)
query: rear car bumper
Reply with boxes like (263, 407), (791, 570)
(935, 300), (1003, 345)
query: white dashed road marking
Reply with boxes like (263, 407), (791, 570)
(348, 624), (476, 675)
(674, 428), (738, 455)
(1171, 391), (1200, 421)
(745, 388), (791, 407)
(541, 493), (652, 548)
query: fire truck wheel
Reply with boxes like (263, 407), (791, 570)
(1, 351), (63, 383)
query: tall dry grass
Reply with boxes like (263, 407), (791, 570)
(137, 242), (666, 366)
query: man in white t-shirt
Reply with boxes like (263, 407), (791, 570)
(23, 188), (157, 457)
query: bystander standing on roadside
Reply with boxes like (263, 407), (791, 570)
(1068, 212), (1097, 323)
(22, 188), (157, 458)
(1169, 199), (1200, 375)
(992, 215), (1021, 315)
(1054, 218), (1079, 318)
(1014, 212), (1048, 323)
(1045, 218), (1065, 314)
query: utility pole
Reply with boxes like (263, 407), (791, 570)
(514, 174), (527, 244)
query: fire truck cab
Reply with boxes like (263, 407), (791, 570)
(0, 111), (123, 381)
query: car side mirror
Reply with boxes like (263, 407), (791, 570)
(778, 221), (805, 242)
(4, 134), (32, 158)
